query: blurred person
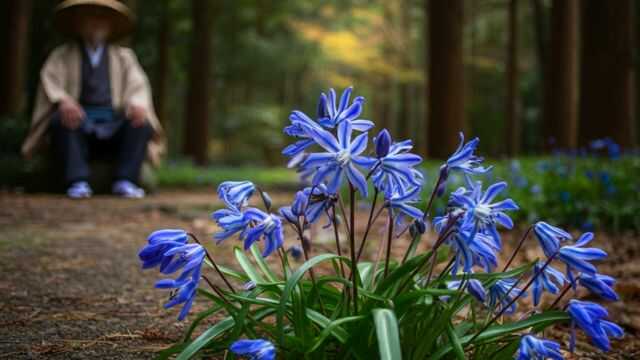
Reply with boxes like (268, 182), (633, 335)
(22, 0), (165, 199)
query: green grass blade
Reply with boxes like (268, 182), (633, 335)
(445, 322), (466, 360)
(250, 243), (278, 282)
(235, 247), (266, 284)
(373, 308), (402, 360)
(176, 317), (235, 360)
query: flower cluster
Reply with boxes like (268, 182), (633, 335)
(138, 86), (624, 359)
(138, 229), (205, 320)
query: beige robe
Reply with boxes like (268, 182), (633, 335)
(22, 43), (165, 165)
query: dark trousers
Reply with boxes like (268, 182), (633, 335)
(50, 112), (152, 185)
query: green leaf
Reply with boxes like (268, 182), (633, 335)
(250, 243), (278, 282)
(176, 317), (235, 360)
(373, 309), (402, 360)
(431, 311), (570, 359)
(276, 253), (347, 344)
(445, 322), (465, 360)
(375, 252), (430, 295)
(235, 247), (266, 284)
(307, 315), (366, 353)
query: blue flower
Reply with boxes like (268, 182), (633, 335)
(487, 278), (526, 314)
(212, 206), (250, 243)
(578, 273), (619, 301)
(567, 300), (624, 352)
(153, 243), (206, 321)
(441, 219), (500, 274)
(444, 132), (491, 175)
(531, 261), (566, 306)
(533, 222), (572, 258)
(242, 208), (284, 257)
(316, 87), (374, 131)
(301, 120), (375, 196)
(138, 229), (188, 270)
(230, 339), (276, 360)
(218, 181), (256, 209)
(288, 245), (303, 261)
(447, 278), (486, 303)
(451, 180), (518, 249)
(374, 128), (392, 158)
(558, 232), (607, 283)
(282, 110), (323, 157)
(385, 186), (424, 222)
(156, 274), (200, 321)
(279, 189), (308, 224)
(516, 335), (563, 360)
(370, 133), (423, 194)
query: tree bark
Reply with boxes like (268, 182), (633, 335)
(579, 0), (635, 148)
(530, 0), (550, 150)
(505, 0), (520, 156)
(183, 0), (213, 165)
(427, 0), (465, 158)
(397, 0), (412, 140)
(0, 0), (32, 118)
(154, 0), (171, 127)
(546, 0), (578, 150)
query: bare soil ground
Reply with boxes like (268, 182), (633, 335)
(0, 190), (638, 359)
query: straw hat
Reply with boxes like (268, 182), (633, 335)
(54, 0), (135, 41)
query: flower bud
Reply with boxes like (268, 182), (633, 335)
(375, 129), (392, 158)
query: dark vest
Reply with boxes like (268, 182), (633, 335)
(79, 45), (112, 107)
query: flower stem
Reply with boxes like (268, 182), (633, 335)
(383, 208), (395, 278)
(502, 225), (534, 272)
(294, 222), (326, 314)
(468, 252), (558, 346)
(547, 278), (577, 310)
(348, 183), (359, 314)
(331, 205), (346, 278)
(355, 188), (379, 263)
(188, 233), (236, 293)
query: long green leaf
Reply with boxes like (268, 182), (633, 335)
(235, 247), (266, 284)
(176, 317), (235, 360)
(307, 315), (366, 353)
(373, 309), (402, 360)
(445, 322), (465, 360)
(250, 243), (278, 282)
(276, 253), (347, 344)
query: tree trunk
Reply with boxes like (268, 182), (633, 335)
(546, 0), (578, 150)
(530, 0), (550, 150)
(397, 0), (412, 140)
(505, 0), (520, 156)
(183, 0), (212, 165)
(579, 0), (635, 148)
(427, 0), (465, 158)
(154, 0), (170, 127)
(0, 0), (32, 118)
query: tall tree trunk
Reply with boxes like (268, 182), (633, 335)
(183, 0), (212, 165)
(579, 0), (635, 148)
(505, 0), (520, 156)
(547, 0), (578, 150)
(154, 0), (171, 127)
(377, 0), (394, 133)
(427, 0), (465, 158)
(0, 0), (32, 118)
(530, 0), (550, 150)
(397, 0), (413, 140)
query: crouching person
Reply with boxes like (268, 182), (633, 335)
(22, 0), (165, 198)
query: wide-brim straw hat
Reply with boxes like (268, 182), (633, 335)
(54, 0), (135, 42)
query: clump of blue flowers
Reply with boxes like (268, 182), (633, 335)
(138, 87), (623, 359)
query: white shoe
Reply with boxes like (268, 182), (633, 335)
(112, 180), (145, 198)
(67, 181), (93, 199)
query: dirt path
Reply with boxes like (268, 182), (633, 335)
(1, 190), (639, 359)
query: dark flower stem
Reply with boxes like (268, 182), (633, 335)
(400, 170), (445, 264)
(383, 208), (395, 278)
(188, 233), (236, 293)
(348, 183), (359, 314)
(468, 252), (558, 346)
(355, 188), (379, 263)
(331, 206), (346, 278)
(294, 222), (326, 314)
(547, 278), (577, 310)
(502, 225), (534, 272)
(201, 275), (233, 307)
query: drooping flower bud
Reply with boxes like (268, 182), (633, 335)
(375, 128), (392, 158)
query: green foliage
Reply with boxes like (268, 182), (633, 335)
(159, 243), (567, 359)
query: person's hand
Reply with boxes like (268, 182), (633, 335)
(126, 104), (147, 128)
(59, 98), (85, 129)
